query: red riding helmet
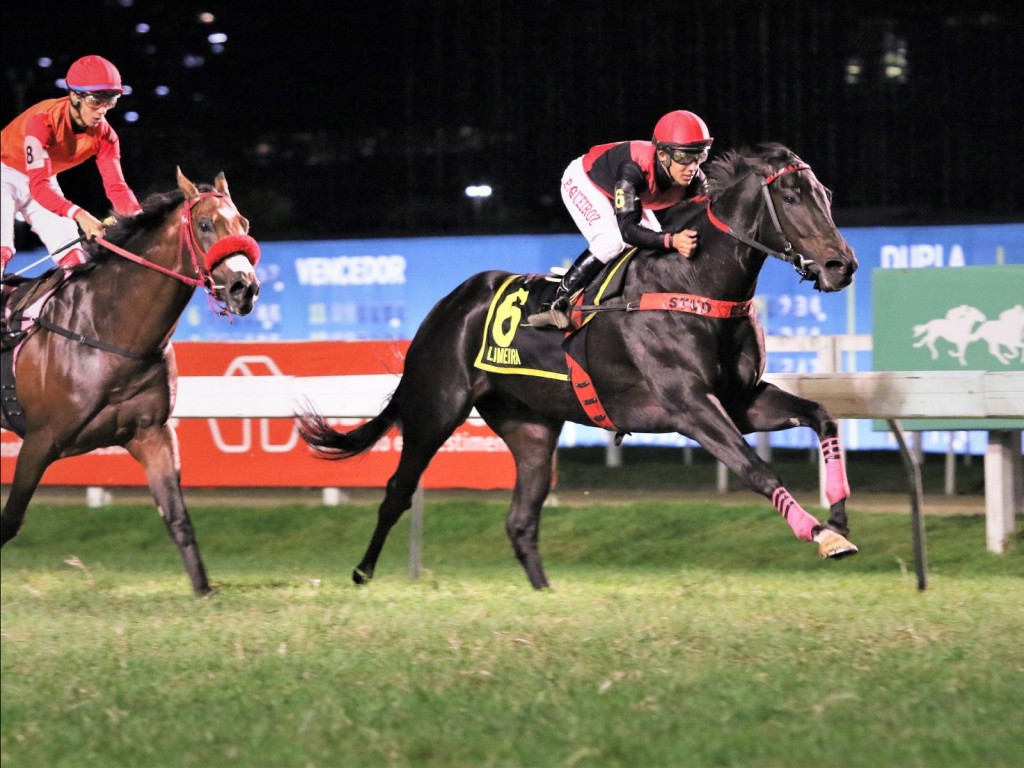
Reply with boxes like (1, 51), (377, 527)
(65, 55), (124, 94)
(652, 110), (713, 152)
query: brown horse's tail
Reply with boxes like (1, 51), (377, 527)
(295, 400), (399, 460)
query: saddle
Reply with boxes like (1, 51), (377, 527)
(472, 251), (639, 435)
(1, 268), (76, 351)
(1, 268), (81, 436)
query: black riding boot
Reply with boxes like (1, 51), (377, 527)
(527, 251), (606, 329)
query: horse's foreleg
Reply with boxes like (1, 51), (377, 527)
(0, 436), (58, 546)
(679, 396), (856, 559)
(125, 426), (210, 595)
(738, 381), (852, 536)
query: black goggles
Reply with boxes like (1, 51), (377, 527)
(659, 145), (709, 165)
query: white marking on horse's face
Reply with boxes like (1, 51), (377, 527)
(217, 201), (250, 234)
(223, 254), (256, 276)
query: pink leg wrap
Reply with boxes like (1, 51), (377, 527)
(820, 437), (851, 505)
(772, 487), (819, 542)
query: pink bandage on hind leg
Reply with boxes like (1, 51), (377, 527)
(820, 437), (851, 505)
(772, 487), (819, 542)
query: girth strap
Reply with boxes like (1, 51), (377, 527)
(35, 317), (158, 360)
(565, 347), (618, 432)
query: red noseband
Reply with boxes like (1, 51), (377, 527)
(203, 234), (261, 272)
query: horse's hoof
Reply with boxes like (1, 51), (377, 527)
(814, 528), (859, 559)
(352, 567), (371, 586)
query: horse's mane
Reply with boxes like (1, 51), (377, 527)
(85, 183), (217, 260)
(703, 142), (801, 199)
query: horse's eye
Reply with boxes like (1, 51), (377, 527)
(783, 194), (798, 206)
(198, 219), (213, 232)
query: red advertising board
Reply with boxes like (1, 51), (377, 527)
(0, 341), (515, 490)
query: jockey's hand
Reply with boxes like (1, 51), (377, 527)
(670, 229), (700, 259)
(72, 210), (110, 241)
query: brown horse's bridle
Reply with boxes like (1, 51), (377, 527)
(705, 163), (815, 280)
(32, 192), (261, 358)
(94, 191), (259, 301)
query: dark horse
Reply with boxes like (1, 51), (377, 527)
(1, 169), (261, 595)
(298, 143), (859, 589)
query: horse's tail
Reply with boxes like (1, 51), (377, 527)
(295, 399), (399, 460)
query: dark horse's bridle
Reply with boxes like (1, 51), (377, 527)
(705, 163), (815, 280)
(33, 191), (260, 360)
(579, 162), (822, 321)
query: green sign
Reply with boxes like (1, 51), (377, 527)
(873, 265), (1024, 430)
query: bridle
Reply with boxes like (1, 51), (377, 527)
(94, 191), (260, 313)
(27, 191), (260, 360)
(704, 163), (815, 280)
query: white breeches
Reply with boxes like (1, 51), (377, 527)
(1, 162), (81, 262)
(559, 155), (661, 264)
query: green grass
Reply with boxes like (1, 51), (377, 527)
(2, 497), (1022, 768)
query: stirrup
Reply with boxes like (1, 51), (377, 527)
(527, 303), (573, 330)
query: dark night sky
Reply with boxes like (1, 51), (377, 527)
(3, 1), (1022, 240)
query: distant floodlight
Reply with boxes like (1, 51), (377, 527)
(208, 32), (227, 44)
(198, 12), (215, 24)
(135, 23), (150, 34)
(154, 85), (170, 97)
(124, 111), (140, 123)
(465, 185), (493, 198)
(37, 57), (53, 68)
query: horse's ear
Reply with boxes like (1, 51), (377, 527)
(177, 166), (199, 201)
(214, 172), (230, 198)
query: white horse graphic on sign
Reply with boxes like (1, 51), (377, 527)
(970, 304), (1024, 365)
(912, 304), (986, 366)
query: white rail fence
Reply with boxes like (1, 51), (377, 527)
(171, 350), (1022, 556)
(33, 335), (1021, 583)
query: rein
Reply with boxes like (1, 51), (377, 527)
(704, 162), (814, 279)
(94, 235), (206, 288)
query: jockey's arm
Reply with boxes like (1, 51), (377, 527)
(23, 128), (78, 219)
(613, 162), (673, 251)
(95, 134), (143, 216)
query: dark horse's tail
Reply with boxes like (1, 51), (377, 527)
(295, 400), (399, 460)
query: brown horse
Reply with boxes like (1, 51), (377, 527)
(1, 169), (260, 595)
(297, 143), (860, 590)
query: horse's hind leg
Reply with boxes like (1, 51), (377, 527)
(125, 426), (210, 595)
(1, 435), (58, 546)
(477, 397), (563, 589)
(353, 409), (469, 585)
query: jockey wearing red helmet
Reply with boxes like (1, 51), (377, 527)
(528, 109), (714, 329)
(1, 55), (142, 275)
